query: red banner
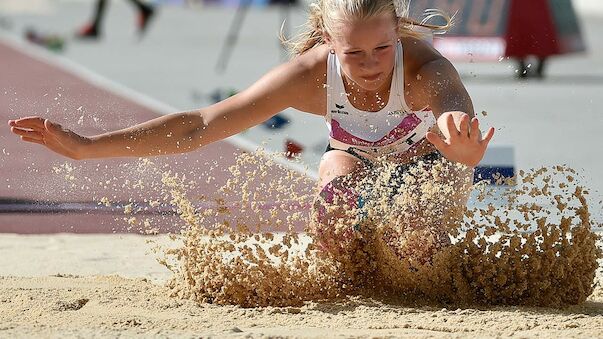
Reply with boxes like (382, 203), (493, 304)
(409, 0), (585, 61)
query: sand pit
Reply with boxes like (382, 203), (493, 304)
(0, 273), (601, 338)
(1, 152), (602, 338)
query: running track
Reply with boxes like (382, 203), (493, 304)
(0, 37), (314, 233)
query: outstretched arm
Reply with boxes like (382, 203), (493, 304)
(8, 57), (317, 160)
(414, 56), (495, 167)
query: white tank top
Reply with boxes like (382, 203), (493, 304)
(325, 41), (436, 159)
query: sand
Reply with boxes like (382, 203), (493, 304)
(153, 155), (601, 309)
(2, 155), (603, 338)
(0, 273), (601, 338)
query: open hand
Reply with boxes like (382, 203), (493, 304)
(425, 112), (495, 167)
(8, 116), (90, 160)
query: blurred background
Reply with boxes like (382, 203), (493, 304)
(1, 0), (602, 232)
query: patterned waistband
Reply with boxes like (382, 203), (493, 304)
(328, 135), (425, 161)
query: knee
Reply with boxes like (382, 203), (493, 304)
(318, 151), (364, 188)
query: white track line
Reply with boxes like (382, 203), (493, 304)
(0, 199), (311, 214)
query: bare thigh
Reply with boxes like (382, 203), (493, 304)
(317, 150), (366, 190)
(311, 150), (369, 254)
(313, 149), (368, 227)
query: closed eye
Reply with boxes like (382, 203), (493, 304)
(344, 46), (390, 55)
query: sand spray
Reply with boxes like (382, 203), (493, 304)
(51, 150), (602, 307)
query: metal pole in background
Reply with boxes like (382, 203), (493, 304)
(215, 0), (252, 73)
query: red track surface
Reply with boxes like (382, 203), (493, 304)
(0, 40), (314, 233)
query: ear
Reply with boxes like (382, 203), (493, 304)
(323, 32), (334, 49)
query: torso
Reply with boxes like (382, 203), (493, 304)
(289, 37), (440, 163)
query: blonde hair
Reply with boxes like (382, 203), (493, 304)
(282, 0), (452, 56)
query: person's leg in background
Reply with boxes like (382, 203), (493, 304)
(129, 0), (155, 36)
(76, 0), (106, 39)
(76, 0), (155, 39)
(535, 57), (548, 78)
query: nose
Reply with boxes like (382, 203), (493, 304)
(360, 52), (379, 70)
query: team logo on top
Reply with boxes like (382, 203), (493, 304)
(331, 103), (349, 115)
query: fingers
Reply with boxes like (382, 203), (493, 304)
(9, 117), (66, 141)
(20, 136), (46, 145)
(459, 114), (470, 138)
(11, 127), (45, 140)
(425, 131), (447, 152)
(8, 116), (47, 131)
(470, 117), (482, 142)
(445, 114), (458, 140)
(482, 127), (495, 144)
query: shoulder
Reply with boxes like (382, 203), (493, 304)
(244, 45), (329, 98)
(284, 44), (330, 82)
(399, 36), (444, 76)
(276, 45), (329, 114)
(399, 36), (466, 110)
(401, 36), (461, 85)
(231, 45), (329, 115)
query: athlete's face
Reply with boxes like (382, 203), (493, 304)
(328, 13), (398, 92)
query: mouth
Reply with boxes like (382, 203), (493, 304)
(360, 73), (382, 82)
